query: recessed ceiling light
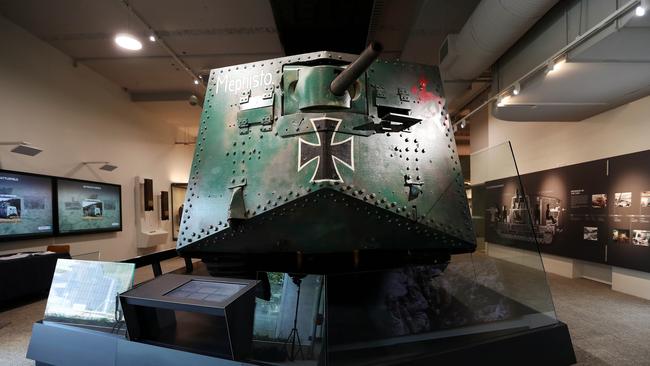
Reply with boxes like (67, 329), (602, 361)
(115, 34), (142, 51)
(636, 5), (646, 16)
(194, 79), (199, 85)
(149, 34), (156, 42)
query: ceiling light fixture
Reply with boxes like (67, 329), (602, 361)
(0, 142), (43, 156)
(193, 79), (199, 85)
(115, 33), (142, 51)
(149, 34), (156, 42)
(496, 95), (510, 107)
(513, 82), (521, 96)
(460, 119), (466, 129)
(83, 161), (118, 172)
(546, 57), (566, 74)
(636, 0), (647, 16)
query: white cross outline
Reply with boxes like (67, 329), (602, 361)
(297, 117), (355, 183)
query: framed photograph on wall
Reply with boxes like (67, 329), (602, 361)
(170, 183), (188, 241)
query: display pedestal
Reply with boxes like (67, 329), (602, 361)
(27, 320), (575, 366)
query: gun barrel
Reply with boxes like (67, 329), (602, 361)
(330, 42), (383, 96)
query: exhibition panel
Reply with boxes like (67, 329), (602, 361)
(607, 151), (650, 272)
(484, 149), (650, 273)
(484, 159), (609, 263)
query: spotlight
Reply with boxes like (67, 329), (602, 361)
(513, 82), (521, 96)
(636, 0), (647, 16)
(114, 33), (142, 51)
(149, 34), (156, 42)
(496, 95), (510, 107)
(194, 79), (199, 85)
(1, 142), (43, 156)
(546, 58), (565, 74)
(460, 119), (466, 129)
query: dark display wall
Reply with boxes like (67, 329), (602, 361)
(484, 149), (650, 273)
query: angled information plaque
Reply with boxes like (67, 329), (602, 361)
(44, 259), (135, 328)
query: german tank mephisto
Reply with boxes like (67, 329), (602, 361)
(176, 43), (475, 274)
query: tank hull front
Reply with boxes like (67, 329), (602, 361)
(177, 51), (475, 271)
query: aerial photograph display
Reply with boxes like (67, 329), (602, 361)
(57, 178), (121, 234)
(0, 171), (53, 238)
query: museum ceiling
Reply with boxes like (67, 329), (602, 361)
(0, 0), (479, 141)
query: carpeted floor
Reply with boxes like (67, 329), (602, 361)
(1, 258), (650, 365)
(549, 274), (650, 365)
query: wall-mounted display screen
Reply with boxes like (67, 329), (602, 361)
(0, 170), (54, 240)
(56, 178), (122, 234)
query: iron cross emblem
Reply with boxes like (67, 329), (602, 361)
(298, 117), (354, 183)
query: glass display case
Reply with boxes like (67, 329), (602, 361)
(241, 142), (570, 365)
(29, 142), (574, 366)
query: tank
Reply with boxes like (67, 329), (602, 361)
(177, 43), (475, 273)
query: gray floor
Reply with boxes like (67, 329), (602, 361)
(549, 274), (650, 365)
(1, 259), (650, 365)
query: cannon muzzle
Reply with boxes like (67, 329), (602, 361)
(330, 42), (383, 96)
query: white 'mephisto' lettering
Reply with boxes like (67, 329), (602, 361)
(215, 70), (273, 95)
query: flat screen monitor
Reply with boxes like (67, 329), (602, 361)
(0, 170), (54, 240)
(56, 178), (122, 234)
(165, 280), (247, 304)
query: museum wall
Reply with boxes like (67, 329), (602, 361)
(0, 16), (194, 261)
(477, 94), (650, 181)
(474, 95), (650, 297)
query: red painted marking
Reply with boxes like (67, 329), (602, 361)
(411, 76), (441, 103)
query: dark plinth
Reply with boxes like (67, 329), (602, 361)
(328, 321), (575, 366)
(119, 274), (259, 360)
(27, 319), (575, 366)
(0, 252), (70, 307)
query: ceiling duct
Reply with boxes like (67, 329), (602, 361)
(439, 0), (558, 106)
(440, 0), (558, 81)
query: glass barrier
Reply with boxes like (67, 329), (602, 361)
(246, 142), (557, 365)
(322, 141), (557, 365)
